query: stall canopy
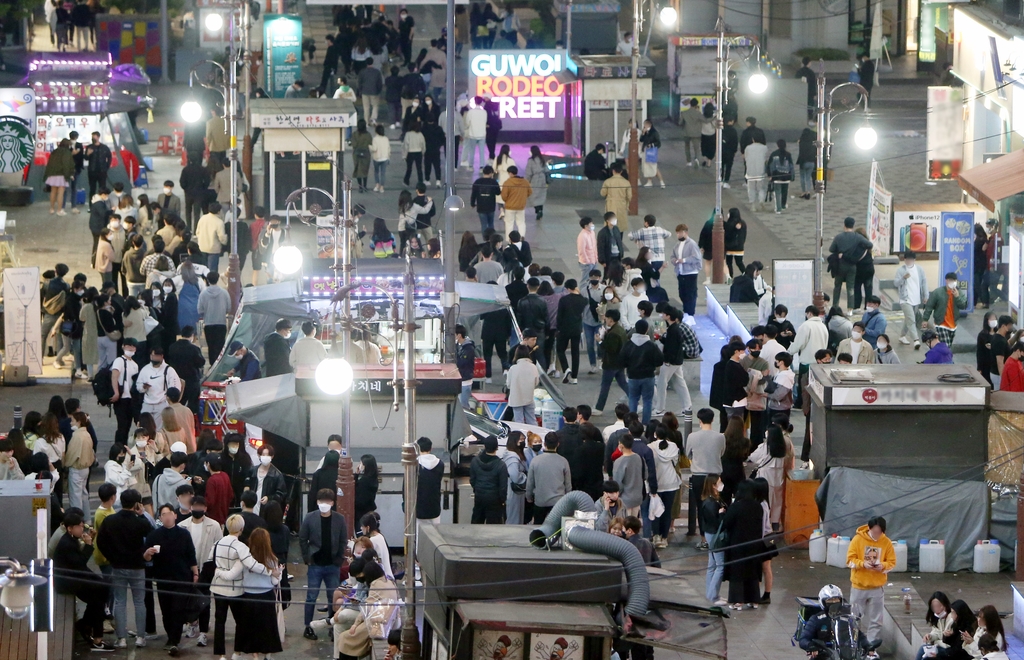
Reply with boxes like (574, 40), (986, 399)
(454, 281), (510, 316)
(957, 149), (1024, 212)
(225, 374), (308, 446)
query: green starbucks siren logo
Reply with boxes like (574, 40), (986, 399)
(0, 118), (35, 174)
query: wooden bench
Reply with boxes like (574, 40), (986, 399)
(0, 592), (76, 660)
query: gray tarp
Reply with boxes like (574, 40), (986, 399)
(454, 281), (510, 316)
(224, 374), (309, 446)
(815, 467), (989, 572)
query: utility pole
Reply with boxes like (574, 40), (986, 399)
(225, 5), (241, 313)
(442, 0), (458, 363)
(628, 0), (640, 217)
(711, 18), (727, 284)
(400, 256), (420, 660)
(336, 180), (355, 537)
(813, 62), (827, 311)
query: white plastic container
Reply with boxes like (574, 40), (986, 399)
(835, 536), (851, 568)
(539, 398), (562, 430)
(893, 540), (908, 573)
(973, 540), (1000, 573)
(826, 535), (841, 567)
(809, 530), (827, 563)
(919, 540), (946, 573)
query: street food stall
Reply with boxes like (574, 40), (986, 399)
(249, 98), (357, 214)
(22, 54), (154, 199)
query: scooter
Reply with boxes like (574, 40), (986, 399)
(795, 598), (881, 660)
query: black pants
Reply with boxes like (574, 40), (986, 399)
(748, 410), (765, 450)
(486, 130), (498, 159)
(687, 474), (707, 535)
(854, 268), (874, 310)
(482, 337), (508, 377)
(722, 156), (734, 183)
(213, 595), (242, 656)
(156, 584), (189, 646)
(471, 494), (504, 524)
(144, 566), (156, 634)
(88, 170), (107, 198)
(728, 575), (761, 605)
(833, 265), (857, 310)
(404, 153), (423, 184)
(182, 381), (201, 415)
(424, 152), (442, 182)
(677, 273), (698, 316)
(205, 324), (227, 364)
(319, 65), (335, 93)
(184, 192), (204, 229)
(113, 398), (133, 447)
(556, 332), (581, 377)
(533, 330), (548, 369)
(74, 583), (110, 639)
(400, 39), (412, 65)
(726, 254), (745, 277)
(532, 505), (552, 525)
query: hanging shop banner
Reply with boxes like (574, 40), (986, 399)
(263, 15), (303, 98)
(468, 50), (565, 132)
(926, 86), (963, 181)
(0, 88), (36, 174)
(865, 160), (893, 256)
(3, 267), (43, 376)
(939, 211), (975, 314)
(35, 114), (102, 155)
(772, 260), (814, 331)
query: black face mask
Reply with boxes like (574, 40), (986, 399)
(531, 445), (542, 453)
(191, 510), (206, 519)
(151, 360), (162, 367)
(116, 455), (126, 464)
(750, 351), (761, 358)
(590, 279), (600, 286)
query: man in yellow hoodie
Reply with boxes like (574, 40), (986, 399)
(846, 516), (896, 650)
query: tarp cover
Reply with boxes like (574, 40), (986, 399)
(630, 605), (728, 659)
(815, 467), (989, 571)
(225, 374), (309, 446)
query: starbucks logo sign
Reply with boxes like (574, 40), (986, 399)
(0, 118), (35, 174)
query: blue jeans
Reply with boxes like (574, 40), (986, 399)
(580, 263), (598, 284)
(656, 490), (677, 538)
(705, 532), (725, 602)
(205, 252), (221, 273)
(583, 324), (599, 368)
(640, 496), (652, 538)
(595, 368), (628, 411)
(112, 567), (147, 639)
(512, 403), (535, 424)
(800, 161), (814, 194)
(461, 137), (488, 172)
(374, 160), (388, 186)
(461, 382), (472, 409)
(478, 212), (495, 234)
(304, 563), (340, 626)
(628, 376), (656, 424)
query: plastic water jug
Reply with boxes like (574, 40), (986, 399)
(835, 536), (851, 568)
(826, 535), (840, 567)
(973, 540), (1000, 573)
(809, 530), (827, 563)
(539, 398), (563, 430)
(919, 540), (946, 573)
(893, 540), (908, 573)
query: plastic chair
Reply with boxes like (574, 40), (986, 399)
(156, 135), (173, 155)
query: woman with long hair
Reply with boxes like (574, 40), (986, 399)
(720, 415), (750, 503)
(458, 231), (479, 273)
(338, 560), (400, 660)
(720, 479), (764, 609)
(351, 118), (373, 192)
(977, 311), (999, 386)
(525, 145), (549, 219)
(917, 592), (956, 660)
(502, 432), (528, 524)
(160, 278), (179, 345)
(79, 286), (100, 378)
(354, 454), (379, 525)
(34, 411), (66, 502)
(749, 415), (793, 528)
(122, 295), (149, 367)
(261, 500), (291, 609)
(44, 138), (74, 215)
(359, 512), (394, 579)
(308, 449), (340, 512)
(211, 514), (274, 659)
(935, 600), (978, 660)
(157, 407), (188, 453)
(237, 527), (283, 657)
(650, 425), (682, 549)
(370, 216), (397, 258)
(495, 144), (515, 184)
(751, 477), (778, 604)
(723, 208), (747, 277)
(397, 189), (417, 253)
(965, 605), (1006, 657)
(7, 428), (34, 475)
(699, 474), (727, 605)
(974, 224), (991, 308)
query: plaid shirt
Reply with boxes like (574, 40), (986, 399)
(678, 321), (702, 359)
(627, 226), (671, 262)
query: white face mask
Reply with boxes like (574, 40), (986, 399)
(163, 286), (173, 294)
(609, 219), (618, 227)
(989, 319), (998, 329)
(228, 445), (239, 455)
(588, 224), (595, 232)
(124, 349), (135, 358)
(947, 281), (957, 289)
(604, 292), (614, 301)
(317, 502), (332, 514)
(715, 481), (724, 492)
(851, 330), (863, 340)
(877, 340), (888, 350)
(163, 187), (172, 195)
(259, 455), (272, 466)
(136, 438), (147, 447)
(635, 287), (645, 295)
(109, 222), (120, 230)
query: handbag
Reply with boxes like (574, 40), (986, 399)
(143, 314), (160, 334)
(710, 517), (729, 551)
(648, 493), (665, 520)
(644, 146), (659, 163)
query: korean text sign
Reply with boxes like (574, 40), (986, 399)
(468, 50), (564, 132)
(263, 15), (303, 98)
(939, 211), (975, 314)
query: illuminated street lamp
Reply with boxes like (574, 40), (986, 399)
(180, 100), (203, 123)
(205, 12), (224, 32)
(0, 559), (47, 620)
(659, 6), (677, 27)
(315, 358), (354, 395)
(748, 72), (768, 94)
(272, 243), (303, 275)
(854, 125), (878, 150)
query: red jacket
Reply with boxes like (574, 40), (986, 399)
(205, 471), (233, 524)
(1003, 356), (1024, 392)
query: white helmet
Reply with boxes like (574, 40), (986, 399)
(818, 584), (843, 609)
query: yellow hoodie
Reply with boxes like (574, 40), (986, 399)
(846, 524), (896, 590)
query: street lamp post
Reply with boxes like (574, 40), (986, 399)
(711, 18), (727, 284)
(225, 6), (241, 315)
(812, 61), (875, 310)
(628, 0), (640, 217)
(399, 255), (420, 660)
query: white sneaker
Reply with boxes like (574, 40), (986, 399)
(684, 314), (696, 327)
(485, 377), (492, 384)
(651, 410), (665, 417)
(722, 182), (730, 188)
(436, 181), (443, 189)
(592, 409), (604, 416)
(197, 633), (208, 647)
(660, 181), (666, 188)
(643, 181), (652, 187)
(114, 639), (127, 649)
(56, 210), (67, 216)
(135, 637), (146, 648)
(588, 366), (598, 374)
(899, 336), (911, 345)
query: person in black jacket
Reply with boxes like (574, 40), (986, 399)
(222, 433), (253, 506)
(556, 279), (589, 382)
(505, 267), (528, 310)
(721, 118), (739, 186)
(179, 156), (211, 229)
(245, 444), (288, 512)
(597, 212), (625, 267)
(455, 324), (476, 408)
(89, 189), (111, 266)
(415, 437), (444, 522)
(584, 144), (610, 180)
(263, 318), (294, 377)
(620, 319), (665, 425)
(480, 302), (511, 380)
(555, 407), (581, 480)
(145, 504), (199, 653)
(470, 435), (508, 524)
(95, 489), (154, 645)
(767, 139), (795, 214)
(54, 511), (114, 651)
(507, 230), (533, 268)
(738, 117), (766, 155)
(422, 119), (445, 187)
(307, 449), (339, 513)
(721, 341), (750, 417)
(166, 326), (205, 410)
(516, 278), (549, 369)
(470, 166), (501, 234)
(729, 263), (761, 303)
(85, 131), (112, 199)
(724, 208), (747, 277)
(796, 128), (816, 200)
(320, 34), (339, 94)
(354, 454), (379, 526)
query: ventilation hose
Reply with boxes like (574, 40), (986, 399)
(565, 525), (650, 617)
(529, 490), (598, 548)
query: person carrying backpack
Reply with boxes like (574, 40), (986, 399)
(767, 139), (794, 215)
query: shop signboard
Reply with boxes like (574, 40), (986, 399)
(263, 15), (303, 98)
(893, 209), (941, 253)
(0, 88), (36, 174)
(865, 160), (892, 256)
(34, 115), (102, 154)
(926, 86), (963, 181)
(772, 260), (813, 330)
(468, 50), (565, 132)
(2, 267), (43, 376)
(939, 211), (975, 313)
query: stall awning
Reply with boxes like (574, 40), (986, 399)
(225, 374), (309, 446)
(957, 149), (1024, 212)
(455, 601), (617, 636)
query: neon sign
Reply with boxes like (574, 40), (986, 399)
(468, 50), (565, 128)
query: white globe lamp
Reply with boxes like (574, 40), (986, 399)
(854, 126), (877, 150)
(205, 12), (224, 32)
(316, 358), (354, 395)
(748, 72), (768, 94)
(659, 6), (677, 26)
(180, 101), (203, 123)
(273, 244), (303, 274)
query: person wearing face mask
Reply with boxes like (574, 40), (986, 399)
(987, 315), (1013, 389)
(258, 216), (284, 280)
(597, 211), (625, 269)
(860, 296), (887, 348)
(577, 217), (599, 283)
(109, 338), (139, 446)
(500, 432), (528, 524)
(601, 163), (632, 232)
(103, 443), (137, 504)
(876, 334), (900, 364)
(221, 433), (254, 506)
(836, 321), (877, 364)
(1001, 342), (1024, 393)
(916, 592), (956, 660)
(621, 277), (649, 331)
(177, 495), (222, 647)
(226, 340), (261, 381)
(106, 215), (127, 294)
(244, 444), (287, 515)
(922, 272), (967, 347)
(921, 330), (954, 365)
(299, 489), (349, 640)
(136, 346), (182, 422)
(174, 483), (195, 522)
(156, 180), (181, 216)
(699, 474), (728, 604)
(894, 251), (929, 348)
(262, 318), (295, 377)
(202, 456), (232, 524)
(95, 488), (154, 649)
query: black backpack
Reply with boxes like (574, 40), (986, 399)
(92, 367), (116, 406)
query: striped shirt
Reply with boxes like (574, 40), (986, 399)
(627, 226), (671, 262)
(209, 535), (270, 597)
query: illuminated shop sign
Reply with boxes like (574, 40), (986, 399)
(468, 50), (565, 131)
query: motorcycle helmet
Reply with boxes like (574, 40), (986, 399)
(818, 584), (844, 609)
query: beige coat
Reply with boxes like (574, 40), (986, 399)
(65, 427), (95, 470)
(80, 302), (99, 366)
(338, 577), (400, 657)
(601, 174), (632, 232)
(835, 337), (878, 364)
